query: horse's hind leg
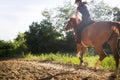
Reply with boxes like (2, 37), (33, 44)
(94, 45), (106, 69)
(108, 34), (119, 77)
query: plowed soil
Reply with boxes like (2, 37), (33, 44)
(0, 59), (119, 80)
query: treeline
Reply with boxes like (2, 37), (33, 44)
(0, 21), (76, 57)
(0, 0), (120, 57)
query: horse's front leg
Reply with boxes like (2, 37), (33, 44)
(77, 44), (83, 65)
(77, 50), (83, 65)
(77, 43), (87, 66)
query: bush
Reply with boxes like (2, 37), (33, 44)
(0, 40), (14, 57)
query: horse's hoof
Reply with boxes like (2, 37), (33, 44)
(81, 62), (88, 67)
(93, 67), (100, 72)
(110, 73), (117, 78)
(74, 64), (84, 70)
(110, 72), (120, 79)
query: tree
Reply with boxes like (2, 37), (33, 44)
(89, 0), (113, 21)
(24, 3), (77, 54)
(112, 7), (120, 21)
(0, 40), (14, 57)
(42, 1), (75, 39)
(42, 9), (53, 22)
(13, 32), (27, 55)
(25, 20), (61, 53)
(53, 1), (75, 35)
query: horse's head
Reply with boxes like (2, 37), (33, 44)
(65, 17), (76, 31)
(65, 16), (81, 31)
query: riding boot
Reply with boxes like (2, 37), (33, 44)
(76, 22), (85, 43)
(76, 24), (82, 43)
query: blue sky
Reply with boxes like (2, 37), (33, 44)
(0, 0), (120, 41)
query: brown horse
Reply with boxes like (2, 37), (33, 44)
(66, 17), (120, 76)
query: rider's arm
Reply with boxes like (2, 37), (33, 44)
(75, 9), (79, 23)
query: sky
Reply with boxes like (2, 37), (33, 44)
(0, 0), (120, 41)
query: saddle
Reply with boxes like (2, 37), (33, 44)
(76, 20), (95, 43)
(84, 20), (95, 28)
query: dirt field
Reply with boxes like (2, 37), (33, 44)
(0, 59), (119, 80)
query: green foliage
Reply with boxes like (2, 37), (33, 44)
(64, 31), (76, 52)
(0, 40), (14, 57)
(42, 9), (53, 22)
(89, 0), (113, 21)
(83, 56), (99, 67)
(25, 20), (63, 53)
(24, 12), (76, 53)
(54, 1), (75, 31)
(112, 7), (120, 21)
(13, 32), (27, 54)
(0, 33), (28, 58)
(89, 0), (120, 21)
(101, 56), (116, 70)
(26, 8), (67, 53)
(85, 47), (98, 56)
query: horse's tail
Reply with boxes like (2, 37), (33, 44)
(111, 22), (120, 36)
(118, 39), (120, 58)
(111, 22), (120, 57)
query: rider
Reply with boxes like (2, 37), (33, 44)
(75, 0), (92, 43)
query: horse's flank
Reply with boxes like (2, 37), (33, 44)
(81, 21), (114, 46)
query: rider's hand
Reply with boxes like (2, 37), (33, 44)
(76, 19), (79, 24)
(76, 18), (81, 24)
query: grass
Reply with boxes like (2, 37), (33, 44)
(101, 56), (116, 70)
(25, 52), (120, 70)
(25, 52), (80, 64)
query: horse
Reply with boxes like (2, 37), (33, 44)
(65, 16), (120, 77)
